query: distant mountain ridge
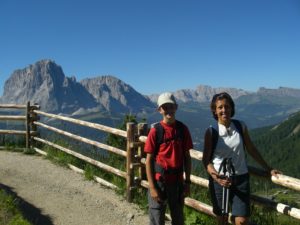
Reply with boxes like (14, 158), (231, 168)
(148, 85), (251, 103)
(0, 59), (262, 114)
(257, 86), (300, 98)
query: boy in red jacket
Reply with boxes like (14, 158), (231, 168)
(144, 92), (193, 225)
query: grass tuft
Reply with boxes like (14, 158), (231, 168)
(0, 190), (31, 225)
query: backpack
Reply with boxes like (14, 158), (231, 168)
(209, 119), (245, 161)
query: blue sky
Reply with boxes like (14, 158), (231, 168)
(1, 0), (300, 95)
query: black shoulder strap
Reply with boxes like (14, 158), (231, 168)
(232, 119), (245, 145)
(210, 125), (219, 152)
(175, 120), (185, 141)
(208, 125), (219, 162)
(151, 122), (164, 160)
(153, 122), (164, 148)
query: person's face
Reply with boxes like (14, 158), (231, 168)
(158, 103), (177, 124)
(215, 98), (232, 126)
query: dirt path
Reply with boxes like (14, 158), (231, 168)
(0, 151), (149, 225)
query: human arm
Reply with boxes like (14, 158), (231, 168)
(183, 150), (192, 196)
(182, 125), (194, 195)
(145, 153), (162, 202)
(144, 128), (163, 202)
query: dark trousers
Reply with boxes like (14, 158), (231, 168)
(148, 181), (184, 225)
(209, 173), (250, 217)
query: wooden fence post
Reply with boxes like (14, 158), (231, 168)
(25, 101), (30, 149)
(137, 123), (148, 181)
(126, 122), (136, 202)
(30, 104), (40, 147)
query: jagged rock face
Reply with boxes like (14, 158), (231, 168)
(0, 60), (97, 113)
(80, 76), (155, 113)
(193, 85), (250, 102)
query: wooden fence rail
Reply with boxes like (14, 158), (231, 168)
(0, 115), (27, 120)
(0, 104), (27, 109)
(33, 110), (127, 137)
(33, 121), (127, 157)
(1, 103), (300, 222)
(33, 136), (127, 178)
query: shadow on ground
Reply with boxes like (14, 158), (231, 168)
(0, 183), (54, 225)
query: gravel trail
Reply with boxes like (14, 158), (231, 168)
(0, 151), (149, 225)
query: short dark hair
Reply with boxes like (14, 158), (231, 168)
(210, 92), (235, 120)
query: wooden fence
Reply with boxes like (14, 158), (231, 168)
(0, 102), (300, 222)
(0, 102), (39, 148)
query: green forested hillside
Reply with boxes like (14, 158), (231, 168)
(249, 111), (300, 178)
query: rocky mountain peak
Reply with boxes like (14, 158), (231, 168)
(0, 60), (97, 113)
(80, 75), (154, 112)
(3, 59), (64, 98)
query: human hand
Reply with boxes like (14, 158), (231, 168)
(149, 187), (162, 203)
(216, 175), (232, 188)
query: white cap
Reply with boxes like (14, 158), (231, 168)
(157, 92), (177, 108)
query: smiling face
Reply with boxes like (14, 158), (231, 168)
(210, 92), (235, 123)
(215, 99), (232, 127)
(158, 103), (177, 124)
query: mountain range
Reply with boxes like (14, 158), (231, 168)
(0, 60), (154, 115)
(2, 59), (300, 147)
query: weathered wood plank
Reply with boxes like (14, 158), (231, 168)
(0, 129), (26, 135)
(34, 110), (127, 137)
(0, 116), (26, 120)
(0, 104), (27, 109)
(34, 121), (127, 157)
(33, 137), (127, 178)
